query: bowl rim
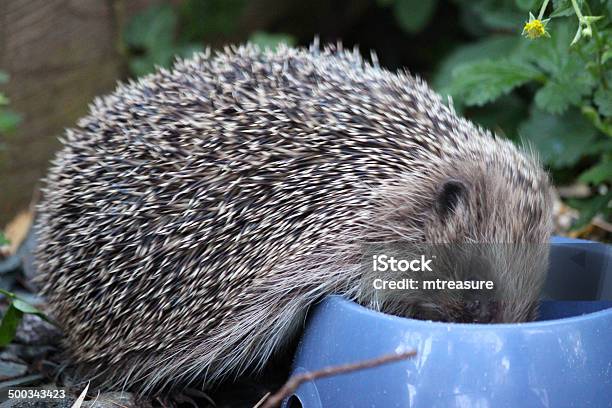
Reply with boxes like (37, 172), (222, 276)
(328, 295), (612, 330)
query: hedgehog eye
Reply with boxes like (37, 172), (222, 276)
(435, 179), (468, 217)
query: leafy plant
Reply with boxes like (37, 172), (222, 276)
(0, 289), (50, 347)
(123, 4), (204, 76)
(123, 1), (293, 76)
(249, 32), (296, 50)
(378, 0), (440, 33)
(435, 0), (611, 230)
(0, 71), (21, 138)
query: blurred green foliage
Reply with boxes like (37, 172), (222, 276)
(123, 0), (294, 77)
(387, 0), (440, 33)
(123, 0), (610, 230)
(249, 32), (296, 50)
(123, 4), (204, 76)
(0, 72), (21, 139)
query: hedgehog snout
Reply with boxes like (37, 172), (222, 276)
(462, 300), (500, 323)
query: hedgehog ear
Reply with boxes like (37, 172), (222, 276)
(435, 179), (468, 218)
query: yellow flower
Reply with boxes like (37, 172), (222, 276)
(522, 13), (550, 39)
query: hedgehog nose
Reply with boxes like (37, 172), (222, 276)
(467, 300), (496, 323)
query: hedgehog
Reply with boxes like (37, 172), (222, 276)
(35, 42), (554, 394)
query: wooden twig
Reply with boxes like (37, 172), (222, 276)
(253, 392), (271, 408)
(258, 349), (417, 408)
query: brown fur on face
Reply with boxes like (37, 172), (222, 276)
(355, 151), (553, 324)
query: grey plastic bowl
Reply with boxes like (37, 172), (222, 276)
(283, 237), (612, 408)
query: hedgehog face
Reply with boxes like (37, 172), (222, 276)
(393, 242), (549, 323)
(414, 165), (553, 323)
(361, 161), (552, 323)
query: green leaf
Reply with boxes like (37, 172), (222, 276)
(128, 58), (155, 78)
(453, 0), (524, 32)
(0, 232), (8, 246)
(11, 299), (43, 315)
(519, 108), (599, 167)
(0, 72), (7, 84)
(249, 32), (296, 50)
(174, 44), (204, 60)
(520, 19), (596, 115)
(567, 190), (612, 230)
(0, 305), (23, 347)
(549, 7), (574, 17)
(480, 10), (525, 30)
(123, 4), (177, 50)
(594, 86), (612, 117)
(127, 44), (203, 77)
(449, 59), (542, 106)
(534, 82), (580, 114)
(579, 159), (612, 184)
(123, 3), (212, 77)
(393, 0), (438, 33)
(466, 94), (529, 141)
(552, 0), (570, 9)
(515, 0), (540, 11)
(552, 0), (583, 16)
(434, 36), (521, 94)
(0, 291), (52, 324)
(0, 110), (22, 134)
(535, 73), (593, 114)
(550, 1), (576, 17)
